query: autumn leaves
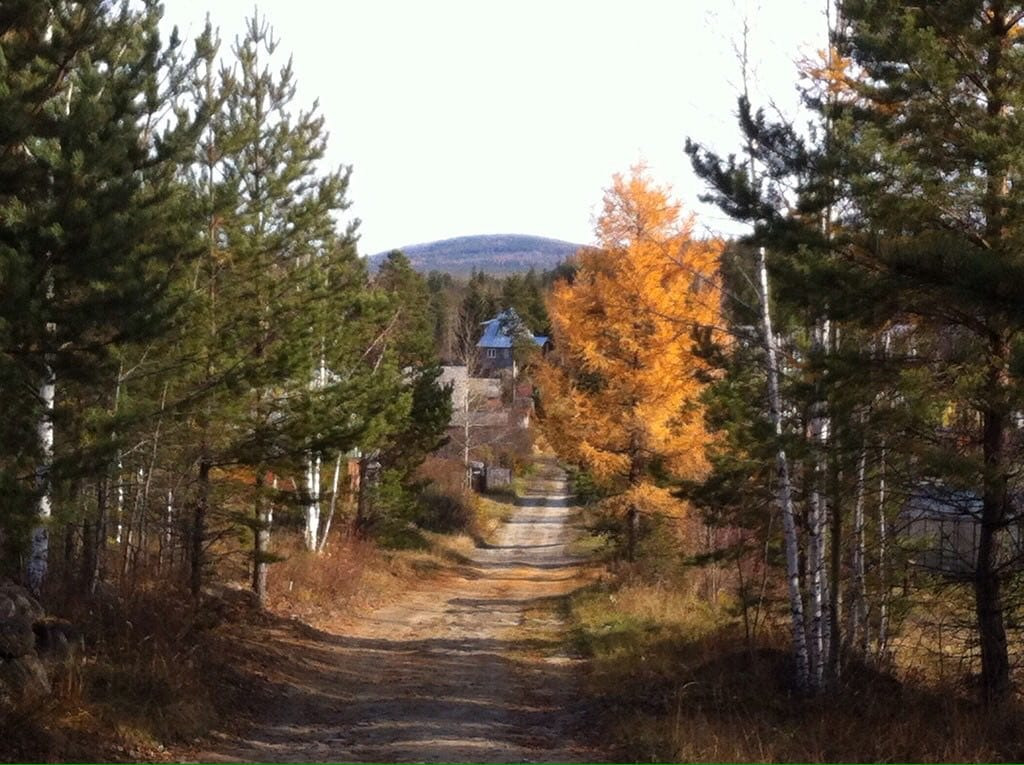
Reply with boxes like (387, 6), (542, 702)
(536, 167), (722, 554)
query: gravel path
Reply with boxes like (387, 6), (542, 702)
(196, 460), (598, 763)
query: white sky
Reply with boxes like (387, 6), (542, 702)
(159, 1), (829, 255)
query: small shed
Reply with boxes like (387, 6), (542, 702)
(484, 466), (512, 493)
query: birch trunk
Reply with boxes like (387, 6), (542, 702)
(875, 330), (892, 660)
(27, 335), (56, 593)
(807, 471), (826, 685)
(807, 320), (831, 688)
(757, 246), (810, 691)
(304, 353), (326, 550)
(115, 454), (124, 545)
(304, 452), (321, 550)
(463, 383), (471, 488)
(159, 488), (173, 572)
(317, 454), (343, 553)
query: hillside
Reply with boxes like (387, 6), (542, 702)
(369, 234), (582, 275)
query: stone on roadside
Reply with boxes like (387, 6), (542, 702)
(0, 583), (45, 622)
(0, 654), (52, 705)
(0, 618), (35, 659)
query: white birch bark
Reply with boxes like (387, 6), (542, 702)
(303, 351), (326, 550)
(162, 488), (174, 571)
(876, 330), (892, 659)
(758, 246), (810, 691)
(807, 320), (831, 687)
(317, 453), (343, 553)
(463, 381), (471, 487)
(27, 49), (70, 593)
(110, 361), (125, 545)
(115, 455), (124, 545)
(304, 453), (321, 550)
(27, 357), (55, 593)
(28, 269), (57, 593)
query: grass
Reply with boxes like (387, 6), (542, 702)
(475, 492), (516, 541)
(565, 570), (1024, 763)
(0, 578), (227, 762)
(2, 520), (473, 762)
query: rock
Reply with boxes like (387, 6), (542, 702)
(0, 583), (44, 622)
(0, 582), (82, 710)
(0, 654), (51, 705)
(0, 618), (35, 659)
(33, 618), (83, 666)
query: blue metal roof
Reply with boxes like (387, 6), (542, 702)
(477, 309), (547, 349)
(477, 314), (515, 349)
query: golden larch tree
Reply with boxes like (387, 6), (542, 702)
(537, 166), (722, 559)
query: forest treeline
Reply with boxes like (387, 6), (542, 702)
(536, 0), (1024, 712)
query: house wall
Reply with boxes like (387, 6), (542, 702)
(902, 513), (1024, 577)
(478, 346), (514, 373)
(439, 365), (469, 414)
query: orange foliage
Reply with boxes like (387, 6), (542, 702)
(799, 45), (855, 100)
(537, 166), (722, 506)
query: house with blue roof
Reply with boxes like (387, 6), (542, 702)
(476, 308), (549, 377)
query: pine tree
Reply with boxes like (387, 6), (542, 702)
(827, 0), (1024, 702)
(371, 252), (453, 527)
(174, 13), (371, 601)
(688, 1), (1024, 702)
(0, 0), (204, 590)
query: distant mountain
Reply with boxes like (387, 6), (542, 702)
(369, 234), (583, 275)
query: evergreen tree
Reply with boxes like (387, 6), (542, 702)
(827, 0), (1024, 702)
(0, 0), (204, 589)
(176, 13), (378, 600)
(366, 252), (452, 533)
(687, 1), (1024, 701)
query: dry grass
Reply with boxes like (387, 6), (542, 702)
(0, 578), (227, 763)
(1, 523), (465, 762)
(265, 535), (406, 625)
(568, 572), (1024, 763)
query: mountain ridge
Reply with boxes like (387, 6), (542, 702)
(368, 233), (583, 275)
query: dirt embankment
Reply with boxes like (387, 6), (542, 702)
(188, 460), (601, 763)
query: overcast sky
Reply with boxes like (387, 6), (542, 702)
(159, 1), (829, 255)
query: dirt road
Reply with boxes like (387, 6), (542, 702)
(198, 461), (599, 763)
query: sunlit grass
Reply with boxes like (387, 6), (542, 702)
(565, 571), (1024, 763)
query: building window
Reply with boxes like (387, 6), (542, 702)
(487, 348), (497, 358)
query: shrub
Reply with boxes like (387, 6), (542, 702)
(412, 457), (479, 533)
